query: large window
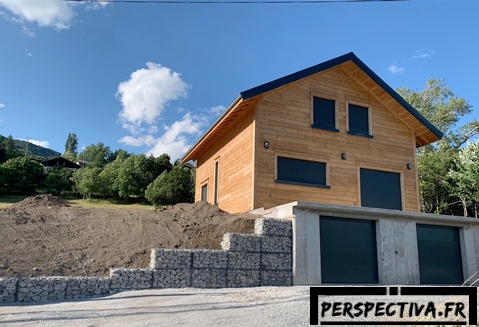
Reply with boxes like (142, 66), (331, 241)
(348, 103), (372, 137)
(276, 156), (329, 188)
(360, 168), (402, 210)
(312, 96), (338, 132)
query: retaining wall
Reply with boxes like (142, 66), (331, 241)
(0, 217), (293, 303)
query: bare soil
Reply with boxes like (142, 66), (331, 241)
(0, 194), (256, 278)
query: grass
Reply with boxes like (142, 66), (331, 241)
(0, 194), (156, 210)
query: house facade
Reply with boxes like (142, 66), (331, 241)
(182, 53), (442, 214)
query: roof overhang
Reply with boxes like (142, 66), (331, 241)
(181, 52), (442, 163)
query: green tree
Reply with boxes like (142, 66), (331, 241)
(116, 154), (172, 200)
(45, 166), (74, 196)
(77, 142), (112, 167)
(145, 164), (194, 206)
(65, 133), (79, 155)
(448, 142), (479, 217)
(2, 157), (45, 194)
(71, 166), (103, 198)
(97, 155), (126, 198)
(397, 78), (474, 214)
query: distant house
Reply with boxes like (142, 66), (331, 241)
(181, 52), (442, 214)
(42, 157), (81, 173)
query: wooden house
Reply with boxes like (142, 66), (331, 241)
(42, 157), (81, 173)
(181, 53), (442, 214)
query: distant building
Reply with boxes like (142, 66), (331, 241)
(41, 157), (81, 173)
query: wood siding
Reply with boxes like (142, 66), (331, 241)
(254, 65), (420, 212)
(195, 107), (255, 213)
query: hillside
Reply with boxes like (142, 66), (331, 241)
(0, 135), (61, 159)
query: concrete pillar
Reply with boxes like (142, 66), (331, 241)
(460, 225), (478, 282)
(292, 208), (321, 285)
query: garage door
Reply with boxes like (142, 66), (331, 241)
(320, 217), (378, 283)
(417, 224), (463, 284)
(360, 168), (402, 210)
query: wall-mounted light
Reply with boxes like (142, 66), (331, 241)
(264, 141), (270, 149)
(407, 163), (412, 170)
(341, 153), (347, 160)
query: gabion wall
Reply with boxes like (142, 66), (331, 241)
(0, 218), (292, 303)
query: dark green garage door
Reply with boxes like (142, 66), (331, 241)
(417, 224), (463, 284)
(320, 217), (378, 283)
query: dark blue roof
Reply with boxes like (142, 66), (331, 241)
(240, 52), (443, 140)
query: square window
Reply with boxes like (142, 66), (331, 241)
(312, 97), (338, 132)
(348, 104), (372, 137)
(276, 156), (329, 189)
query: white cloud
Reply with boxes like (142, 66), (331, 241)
(388, 63), (404, 74)
(209, 105), (226, 116)
(0, 103), (4, 108)
(0, 0), (75, 30)
(148, 125), (158, 134)
(0, 0), (111, 34)
(116, 62), (189, 126)
(0, 119), (2, 123)
(411, 50), (435, 59)
(145, 113), (205, 161)
(20, 139), (50, 148)
(118, 135), (156, 147)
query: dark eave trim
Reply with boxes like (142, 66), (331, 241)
(240, 52), (443, 140)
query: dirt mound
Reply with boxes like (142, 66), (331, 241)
(0, 196), (257, 278)
(10, 194), (69, 210)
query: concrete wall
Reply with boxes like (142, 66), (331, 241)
(264, 202), (479, 286)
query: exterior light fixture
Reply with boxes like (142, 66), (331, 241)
(341, 153), (346, 160)
(407, 163), (412, 170)
(264, 141), (270, 149)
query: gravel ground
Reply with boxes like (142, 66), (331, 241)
(1, 286), (476, 326)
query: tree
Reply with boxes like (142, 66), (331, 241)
(116, 154), (172, 200)
(45, 166), (74, 196)
(65, 133), (79, 155)
(145, 164), (194, 206)
(71, 166), (103, 198)
(77, 142), (112, 167)
(396, 78), (474, 214)
(1, 157), (45, 194)
(448, 142), (479, 217)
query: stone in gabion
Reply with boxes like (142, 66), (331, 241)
(110, 268), (153, 291)
(152, 269), (191, 288)
(261, 270), (292, 287)
(221, 233), (261, 252)
(191, 269), (227, 288)
(261, 236), (291, 253)
(65, 277), (110, 299)
(255, 218), (292, 237)
(226, 270), (261, 288)
(228, 252), (260, 270)
(17, 277), (68, 302)
(261, 253), (292, 271)
(192, 250), (228, 269)
(150, 249), (192, 269)
(0, 278), (18, 303)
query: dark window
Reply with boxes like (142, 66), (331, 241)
(417, 225), (463, 284)
(312, 97), (338, 132)
(320, 217), (378, 283)
(214, 161), (219, 205)
(348, 104), (371, 137)
(201, 184), (208, 202)
(360, 168), (402, 210)
(276, 156), (329, 188)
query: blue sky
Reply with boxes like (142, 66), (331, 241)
(0, 0), (478, 161)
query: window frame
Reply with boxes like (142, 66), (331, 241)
(346, 101), (373, 138)
(274, 151), (330, 189)
(311, 94), (339, 133)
